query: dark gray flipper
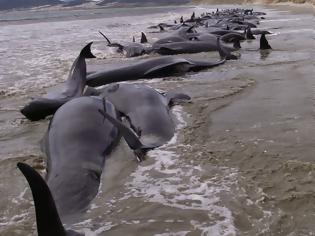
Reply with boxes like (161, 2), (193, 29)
(98, 30), (111, 45)
(260, 33), (272, 50)
(140, 32), (148, 44)
(98, 105), (155, 161)
(98, 31), (124, 51)
(17, 163), (82, 236)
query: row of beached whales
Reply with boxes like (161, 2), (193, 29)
(17, 8), (272, 236)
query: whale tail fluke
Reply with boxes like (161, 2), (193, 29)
(17, 162), (67, 236)
(79, 42), (96, 59)
(260, 33), (272, 50)
(140, 32), (148, 44)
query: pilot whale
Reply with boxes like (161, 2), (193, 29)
(86, 39), (230, 87)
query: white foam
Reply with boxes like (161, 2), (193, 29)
(122, 105), (237, 235)
(11, 187), (28, 204)
(0, 212), (29, 227)
(154, 231), (190, 236)
(79, 222), (117, 236)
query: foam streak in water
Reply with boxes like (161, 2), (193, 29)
(123, 106), (238, 235)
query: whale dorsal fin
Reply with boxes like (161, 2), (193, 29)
(191, 12), (195, 20)
(260, 33), (272, 50)
(79, 42), (96, 59)
(140, 32), (148, 43)
(17, 163), (67, 236)
(63, 42), (95, 98)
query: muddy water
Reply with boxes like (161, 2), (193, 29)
(0, 4), (314, 236)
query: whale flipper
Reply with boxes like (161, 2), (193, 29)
(17, 163), (67, 236)
(99, 31), (124, 51)
(98, 30), (111, 45)
(98, 106), (154, 161)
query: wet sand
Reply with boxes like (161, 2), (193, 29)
(165, 5), (315, 236)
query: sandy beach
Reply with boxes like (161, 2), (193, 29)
(163, 5), (315, 235)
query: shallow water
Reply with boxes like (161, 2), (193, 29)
(0, 4), (314, 236)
